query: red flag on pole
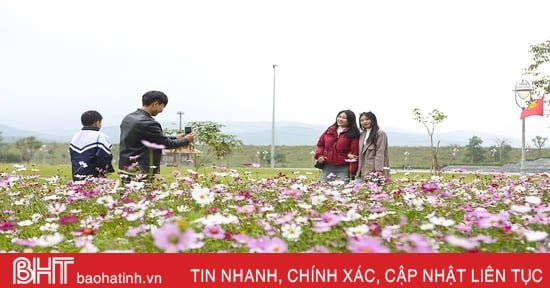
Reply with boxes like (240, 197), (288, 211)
(520, 95), (544, 120)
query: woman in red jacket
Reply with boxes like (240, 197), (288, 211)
(314, 109), (360, 182)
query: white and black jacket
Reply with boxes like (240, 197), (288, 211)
(69, 127), (114, 181)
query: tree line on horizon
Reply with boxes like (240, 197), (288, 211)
(1, 130), (549, 170)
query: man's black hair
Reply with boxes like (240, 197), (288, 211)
(142, 90), (168, 106)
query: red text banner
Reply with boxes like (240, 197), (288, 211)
(1, 253), (548, 287)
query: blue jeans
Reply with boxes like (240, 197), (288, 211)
(321, 163), (350, 183)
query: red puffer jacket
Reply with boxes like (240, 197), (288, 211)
(314, 125), (359, 176)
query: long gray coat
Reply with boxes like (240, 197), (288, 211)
(357, 129), (389, 178)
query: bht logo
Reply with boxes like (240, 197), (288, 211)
(12, 256), (74, 285)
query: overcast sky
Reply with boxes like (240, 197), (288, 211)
(1, 0), (549, 144)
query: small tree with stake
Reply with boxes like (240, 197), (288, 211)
(412, 108), (448, 175)
(165, 121), (243, 170)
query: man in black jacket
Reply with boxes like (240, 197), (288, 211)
(119, 90), (194, 176)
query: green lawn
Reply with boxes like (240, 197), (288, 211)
(1, 163), (482, 184)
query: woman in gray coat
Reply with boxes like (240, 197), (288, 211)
(356, 111), (390, 180)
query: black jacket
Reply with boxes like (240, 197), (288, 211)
(119, 109), (189, 174)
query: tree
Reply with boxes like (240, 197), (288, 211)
(494, 138), (511, 164)
(15, 137), (43, 163)
(412, 108), (447, 175)
(165, 121), (243, 170)
(464, 136), (485, 163)
(524, 38), (550, 95)
(531, 135), (548, 158)
(43, 142), (60, 165)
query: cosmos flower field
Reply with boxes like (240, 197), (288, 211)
(1, 164), (549, 253)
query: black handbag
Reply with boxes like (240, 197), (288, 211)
(314, 161), (324, 169)
(314, 138), (336, 169)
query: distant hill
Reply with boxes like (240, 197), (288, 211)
(0, 122), (522, 147)
(0, 124), (65, 143)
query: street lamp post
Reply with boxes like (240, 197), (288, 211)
(451, 147), (459, 163)
(403, 151), (410, 170)
(271, 64), (278, 168)
(513, 79), (534, 177)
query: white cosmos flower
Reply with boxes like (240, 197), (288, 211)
(412, 198), (424, 207)
(36, 233), (65, 247)
(429, 216), (455, 227)
(510, 204), (531, 214)
(341, 209), (362, 221)
(524, 230), (548, 242)
(281, 223), (302, 241)
(191, 186), (215, 206)
(80, 243), (99, 253)
(297, 203), (312, 209)
(420, 223), (435, 230)
(310, 195), (326, 206)
(368, 212), (387, 220)
(446, 235), (478, 250)
(344, 224), (369, 237)
(194, 213), (239, 226)
(13, 199), (29, 206)
(39, 223), (59, 232)
(177, 205), (189, 212)
(96, 195), (115, 206)
(295, 216), (308, 224)
(31, 213), (42, 222)
(525, 196), (541, 205)
(48, 202), (67, 215)
(329, 180), (346, 186)
(126, 210), (145, 221)
(43, 195), (60, 201)
(126, 181), (145, 190)
(18, 220), (34, 227)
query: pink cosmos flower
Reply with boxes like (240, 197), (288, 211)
(141, 140), (166, 150)
(396, 233), (434, 252)
(128, 155), (141, 161)
(152, 223), (198, 252)
(14, 238), (38, 247)
(313, 212), (341, 233)
(203, 225), (225, 239)
(247, 236), (288, 253)
(283, 188), (302, 198)
(421, 182), (439, 193)
(307, 245), (331, 253)
(126, 224), (150, 237)
(47, 202), (67, 215)
(347, 235), (390, 253)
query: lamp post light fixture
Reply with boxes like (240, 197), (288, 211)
(490, 148), (497, 163)
(513, 79), (534, 176)
(177, 111), (184, 133)
(271, 64), (278, 168)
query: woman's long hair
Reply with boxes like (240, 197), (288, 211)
(359, 111), (380, 145)
(332, 109), (360, 138)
